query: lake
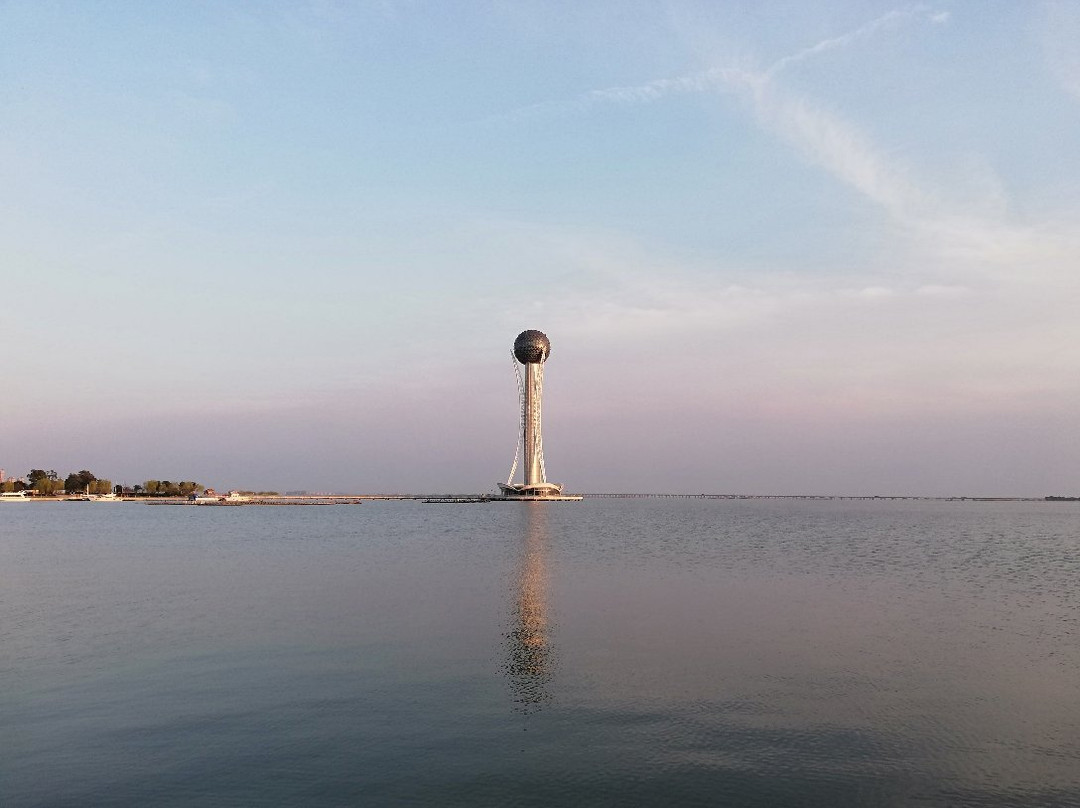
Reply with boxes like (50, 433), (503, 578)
(2, 499), (1078, 806)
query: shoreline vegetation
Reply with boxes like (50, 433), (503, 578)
(1, 468), (281, 499)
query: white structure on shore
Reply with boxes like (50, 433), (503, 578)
(498, 330), (580, 501)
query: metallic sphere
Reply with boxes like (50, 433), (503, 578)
(513, 330), (551, 364)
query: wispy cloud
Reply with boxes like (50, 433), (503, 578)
(583, 66), (749, 106)
(501, 6), (955, 226)
(505, 5), (1055, 271)
(578, 6), (959, 235)
(492, 66), (749, 123)
(765, 5), (946, 79)
(503, 5), (945, 115)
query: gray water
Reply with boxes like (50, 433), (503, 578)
(2, 499), (1078, 807)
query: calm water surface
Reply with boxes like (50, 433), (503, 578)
(2, 499), (1078, 806)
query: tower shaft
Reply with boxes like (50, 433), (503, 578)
(523, 362), (544, 486)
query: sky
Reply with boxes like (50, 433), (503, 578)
(2, 1), (1079, 496)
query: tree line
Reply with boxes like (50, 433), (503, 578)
(1, 469), (204, 497)
(2, 469), (114, 496)
(138, 480), (204, 497)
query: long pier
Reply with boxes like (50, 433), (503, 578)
(579, 493), (1041, 501)
(296, 493), (1039, 501)
(279, 493), (1042, 502)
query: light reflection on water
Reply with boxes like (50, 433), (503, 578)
(1, 499), (1079, 806)
(504, 504), (553, 712)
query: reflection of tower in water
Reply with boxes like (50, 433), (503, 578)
(504, 504), (553, 711)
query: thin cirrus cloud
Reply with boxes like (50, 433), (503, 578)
(763, 5), (949, 79)
(582, 6), (1010, 257)
(511, 5), (1064, 276)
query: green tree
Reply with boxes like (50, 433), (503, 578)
(29, 469), (60, 486)
(64, 470), (97, 495)
(35, 478), (62, 496)
(89, 479), (112, 495)
(144, 480), (160, 495)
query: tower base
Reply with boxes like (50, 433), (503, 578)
(495, 482), (582, 501)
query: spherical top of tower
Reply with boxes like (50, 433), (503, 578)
(513, 330), (551, 364)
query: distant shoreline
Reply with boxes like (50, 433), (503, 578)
(5, 493), (1064, 503)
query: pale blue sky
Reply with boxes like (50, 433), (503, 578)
(3, 1), (1079, 495)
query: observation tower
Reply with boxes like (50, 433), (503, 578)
(498, 330), (580, 501)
